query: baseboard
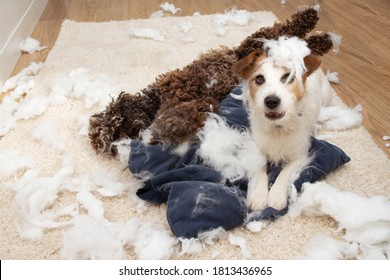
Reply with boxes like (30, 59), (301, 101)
(0, 0), (48, 87)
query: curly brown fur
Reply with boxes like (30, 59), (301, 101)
(305, 33), (333, 55)
(89, 89), (160, 154)
(234, 8), (320, 59)
(89, 8), (334, 156)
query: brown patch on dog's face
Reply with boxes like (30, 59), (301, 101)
(303, 55), (321, 81)
(232, 51), (266, 80)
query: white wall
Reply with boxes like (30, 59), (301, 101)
(0, 0), (48, 86)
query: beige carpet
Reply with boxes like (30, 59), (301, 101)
(1, 11), (389, 260)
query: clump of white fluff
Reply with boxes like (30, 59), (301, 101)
(32, 120), (65, 151)
(198, 114), (264, 181)
(159, 2), (182, 15)
(0, 150), (34, 179)
(213, 7), (252, 36)
(49, 68), (114, 110)
(19, 37), (47, 54)
(298, 234), (359, 260)
(318, 104), (363, 130)
(61, 216), (176, 260)
(290, 181), (390, 259)
(129, 28), (165, 42)
(262, 36), (311, 91)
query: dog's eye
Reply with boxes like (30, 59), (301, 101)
(255, 75), (265, 85)
(281, 72), (294, 84)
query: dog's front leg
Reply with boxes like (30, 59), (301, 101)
(247, 164), (269, 211)
(267, 159), (304, 211)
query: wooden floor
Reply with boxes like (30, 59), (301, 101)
(9, 0), (390, 157)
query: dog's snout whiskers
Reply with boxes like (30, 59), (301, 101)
(264, 95), (280, 109)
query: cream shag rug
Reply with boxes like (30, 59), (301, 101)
(1, 11), (389, 260)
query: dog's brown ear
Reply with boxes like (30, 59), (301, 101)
(303, 55), (321, 76)
(233, 51), (265, 80)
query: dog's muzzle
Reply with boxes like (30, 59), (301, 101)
(265, 111), (285, 120)
(264, 95), (285, 120)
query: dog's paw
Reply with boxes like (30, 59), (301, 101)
(247, 186), (268, 212)
(267, 186), (288, 211)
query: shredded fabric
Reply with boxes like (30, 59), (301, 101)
(129, 27), (165, 42)
(318, 104), (363, 130)
(19, 37), (47, 54)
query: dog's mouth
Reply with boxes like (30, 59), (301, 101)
(265, 111), (285, 120)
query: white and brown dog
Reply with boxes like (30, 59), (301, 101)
(233, 37), (334, 211)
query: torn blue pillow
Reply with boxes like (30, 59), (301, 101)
(128, 86), (351, 238)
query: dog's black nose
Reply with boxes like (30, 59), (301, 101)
(264, 95), (280, 109)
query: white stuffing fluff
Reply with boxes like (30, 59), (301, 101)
(78, 115), (90, 136)
(14, 96), (49, 120)
(76, 189), (105, 219)
(133, 222), (177, 260)
(179, 238), (203, 256)
(50, 68), (114, 110)
(228, 234), (252, 259)
(318, 104), (363, 130)
(290, 181), (390, 259)
(382, 135), (390, 141)
(327, 32), (342, 53)
(326, 70), (340, 84)
(19, 37), (47, 54)
(159, 2), (182, 15)
(179, 227), (228, 256)
(246, 220), (269, 233)
(111, 138), (131, 166)
(150, 10), (165, 19)
(213, 7), (252, 36)
(313, 3), (321, 12)
(0, 150), (34, 179)
(32, 121), (65, 151)
(0, 62), (45, 136)
(280, 0), (287, 5)
(198, 114), (264, 181)
(179, 21), (193, 34)
(129, 28), (165, 42)
(9, 157), (75, 231)
(2, 62), (43, 93)
(298, 234), (359, 260)
(262, 36), (311, 91)
(92, 168), (131, 197)
(61, 216), (176, 260)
